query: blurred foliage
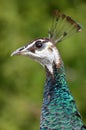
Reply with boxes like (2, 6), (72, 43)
(0, 0), (86, 130)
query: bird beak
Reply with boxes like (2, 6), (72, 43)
(11, 46), (28, 56)
(11, 42), (35, 57)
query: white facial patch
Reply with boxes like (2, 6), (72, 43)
(33, 41), (61, 74)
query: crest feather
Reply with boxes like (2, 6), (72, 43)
(48, 10), (82, 44)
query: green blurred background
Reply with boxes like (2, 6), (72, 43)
(0, 0), (86, 130)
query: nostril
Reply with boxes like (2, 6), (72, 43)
(19, 47), (25, 51)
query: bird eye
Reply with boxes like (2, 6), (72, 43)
(35, 41), (43, 48)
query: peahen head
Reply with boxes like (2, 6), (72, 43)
(11, 10), (82, 74)
(11, 11), (86, 130)
(11, 38), (61, 74)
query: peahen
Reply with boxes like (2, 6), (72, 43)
(11, 10), (86, 130)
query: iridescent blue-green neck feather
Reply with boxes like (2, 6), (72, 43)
(40, 63), (86, 130)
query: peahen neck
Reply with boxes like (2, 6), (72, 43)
(40, 61), (85, 130)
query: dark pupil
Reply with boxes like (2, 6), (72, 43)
(35, 41), (42, 48)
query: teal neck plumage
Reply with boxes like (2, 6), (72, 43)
(40, 62), (85, 130)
